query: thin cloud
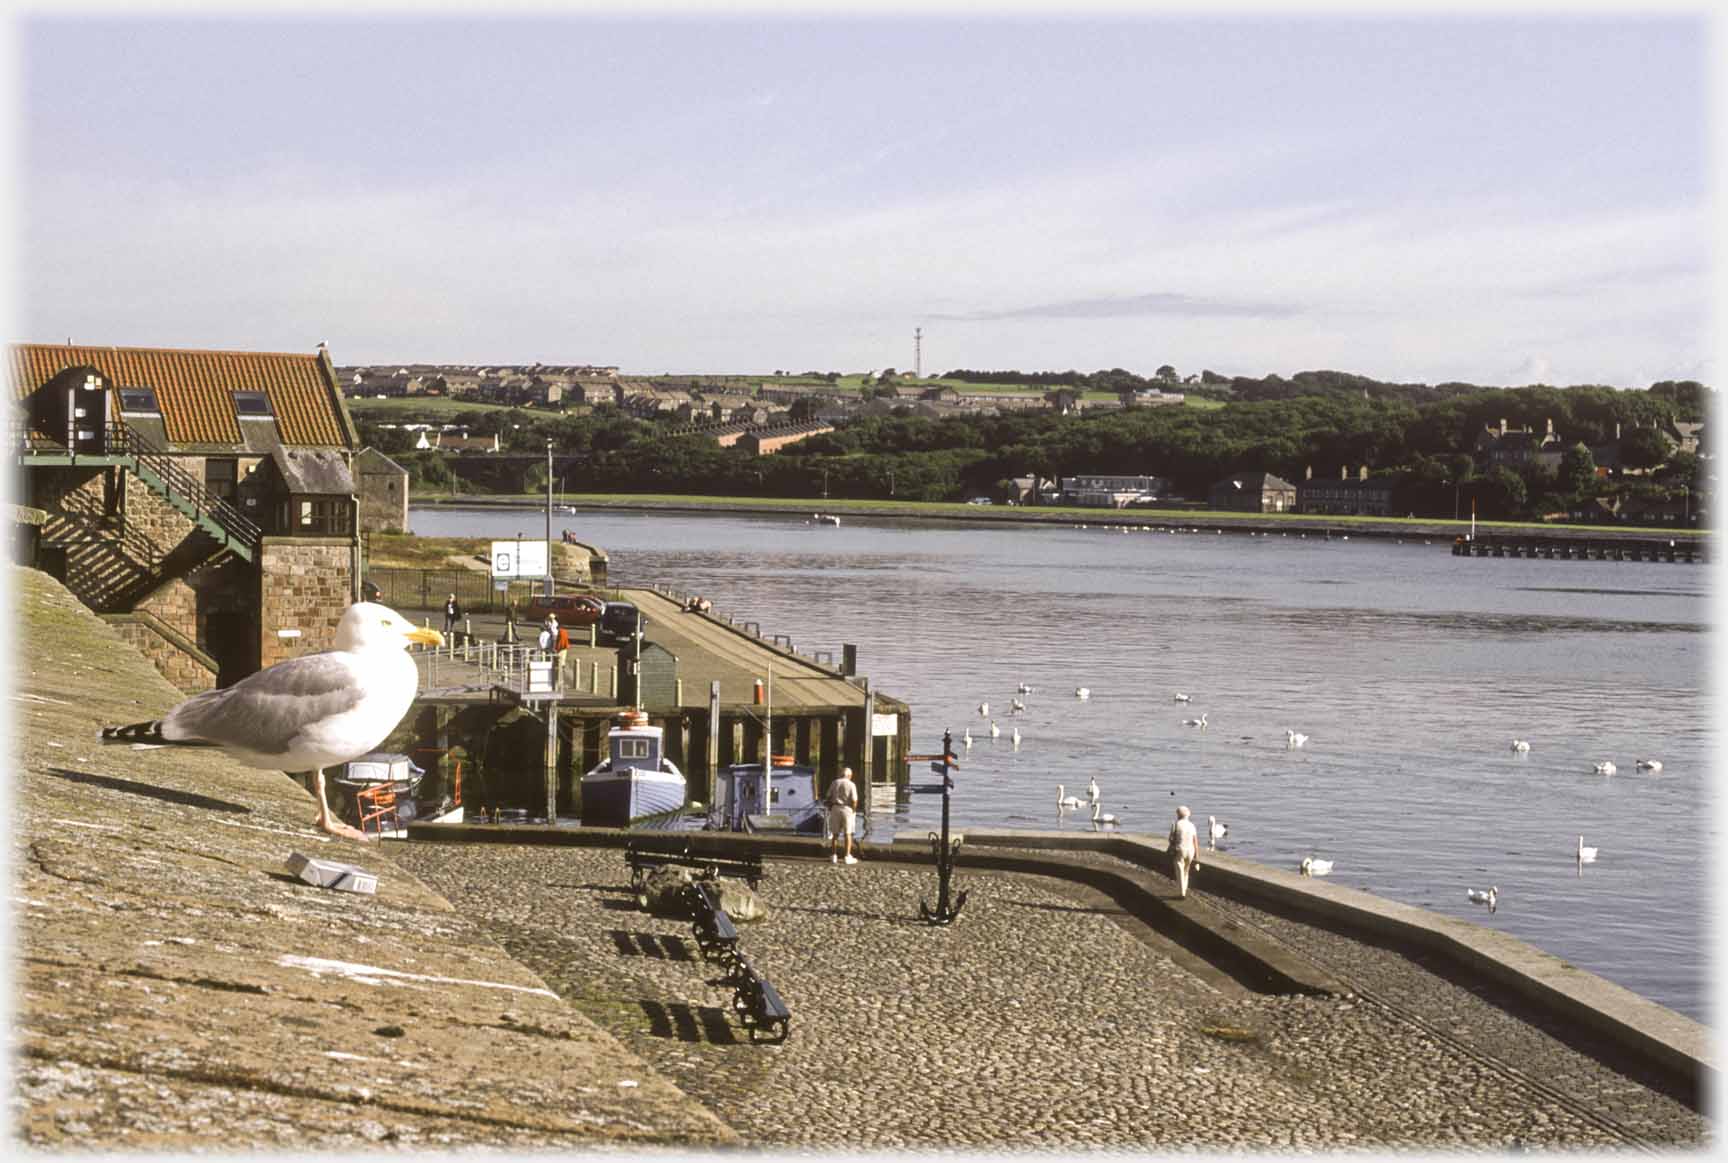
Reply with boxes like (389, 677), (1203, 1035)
(938, 292), (1302, 323)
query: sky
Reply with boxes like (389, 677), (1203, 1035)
(12, 7), (1717, 388)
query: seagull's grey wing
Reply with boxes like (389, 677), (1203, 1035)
(163, 652), (368, 756)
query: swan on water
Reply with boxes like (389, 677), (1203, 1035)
(1087, 777), (1100, 804)
(1017, 682), (1034, 694)
(1011, 725), (1021, 748)
(1299, 856), (1334, 877)
(1174, 692), (1192, 703)
(1056, 784), (1085, 810)
(1091, 803), (1120, 826)
(1577, 835), (1599, 864)
(1466, 886), (1499, 913)
(1075, 687), (1090, 701)
(1286, 729), (1309, 748)
(1208, 816), (1228, 848)
(1593, 761), (1617, 775)
(1183, 712), (1208, 729)
(1010, 697), (1025, 713)
(1636, 759), (1663, 772)
(978, 701), (989, 718)
(989, 720), (1001, 738)
(1510, 739), (1531, 753)
(962, 727), (973, 748)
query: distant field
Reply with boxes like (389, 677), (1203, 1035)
(346, 396), (519, 419)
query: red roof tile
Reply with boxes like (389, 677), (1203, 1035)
(8, 343), (353, 448)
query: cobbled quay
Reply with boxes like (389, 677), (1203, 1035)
(389, 841), (1711, 1153)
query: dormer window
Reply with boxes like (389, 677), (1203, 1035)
(234, 390), (273, 418)
(119, 387), (160, 414)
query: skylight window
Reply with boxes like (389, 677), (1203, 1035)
(234, 390), (273, 418)
(119, 387), (160, 414)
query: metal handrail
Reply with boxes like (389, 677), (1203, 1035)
(19, 422), (263, 550)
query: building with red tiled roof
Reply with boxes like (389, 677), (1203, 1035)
(12, 341), (364, 689)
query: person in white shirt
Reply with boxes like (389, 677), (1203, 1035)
(825, 767), (860, 865)
(1169, 805), (1200, 898)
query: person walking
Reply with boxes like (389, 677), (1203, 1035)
(825, 766), (860, 865)
(442, 592), (463, 637)
(1169, 805), (1201, 898)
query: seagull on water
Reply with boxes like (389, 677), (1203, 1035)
(1208, 816), (1228, 848)
(1510, 739), (1531, 753)
(1635, 759), (1663, 772)
(1182, 712), (1208, 729)
(1466, 886), (1499, 913)
(1593, 760), (1617, 775)
(1017, 682), (1034, 694)
(99, 602), (443, 841)
(1577, 835), (1599, 864)
(1299, 856), (1334, 877)
(1286, 729), (1309, 748)
(1075, 687), (1090, 701)
(1010, 697), (1026, 714)
(1056, 784), (1085, 811)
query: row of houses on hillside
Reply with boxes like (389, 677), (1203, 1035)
(1475, 416), (1703, 473)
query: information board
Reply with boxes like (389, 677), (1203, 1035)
(490, 539), (549, 579)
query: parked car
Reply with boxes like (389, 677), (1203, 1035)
(597, 601), (647, 645)
(522, 593), (606, 626)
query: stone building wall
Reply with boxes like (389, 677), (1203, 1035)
(105, 618), (218, 695)
(258, 537), (357, 669)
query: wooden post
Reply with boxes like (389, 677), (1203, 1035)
(860, 678), (872, 826)
(543, 699), (559, 825)
(707, 681), (720, 804)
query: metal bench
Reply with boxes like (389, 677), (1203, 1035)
(626, 845), (766, 898)
(686, 881), (742, 964)
(682, 882), (792, 1043)
(731, 965), (792, 1044)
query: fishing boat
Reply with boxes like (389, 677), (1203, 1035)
(709, 757), (827, 833)
(579, 709), (688, 827)
(331, 752), (464, 837)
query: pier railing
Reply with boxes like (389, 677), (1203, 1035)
(411, 634), (617, 698)
(648, 582), (850, 678)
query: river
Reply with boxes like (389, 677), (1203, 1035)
(411, 505), (1713, 1023)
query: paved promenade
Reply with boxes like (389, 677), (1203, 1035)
(391, 839), (1711, 1152)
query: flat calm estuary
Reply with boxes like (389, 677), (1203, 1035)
(412, 505), (1712, 1023)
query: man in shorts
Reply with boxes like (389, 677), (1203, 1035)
(825, 766), (860, 865)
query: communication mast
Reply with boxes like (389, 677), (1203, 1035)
(914, 327), (922, 378)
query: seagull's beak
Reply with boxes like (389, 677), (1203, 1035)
(407, 626), (445, 647)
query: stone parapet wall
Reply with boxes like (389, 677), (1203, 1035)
(258, 537), (356, 668)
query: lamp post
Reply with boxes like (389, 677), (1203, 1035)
(919, 728), (967, 925)
(889, 469), (895, 497)
(544, 439), (553, 599)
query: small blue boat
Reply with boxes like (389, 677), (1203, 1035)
(580, 711), (687, 827)
(709, 759), (827, 833)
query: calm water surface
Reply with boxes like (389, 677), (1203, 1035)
(414, 506), (1714, 1022)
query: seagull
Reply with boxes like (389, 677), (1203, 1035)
(988, 719), (1001, 739)
(1017, 682), (1034, 694)
(1208, 816), (1228, 848)
(1466, 886), (1499, 913)
(1510, 739), (1531, 753)
(99, 602), (443, 841)
(1075, 687), (1090, 701)
(1577, 835), (1598, 864)
(1011, 725), (1021, 748)
(1091, 803), (1120, 826)
(1182, 712), (1208, 729)
(1299, 856), (1334, 877)
(1010, 697), (1026, 714)
(1174, 692), (1192, 703)
(1056, 784), (1085, 810)
(1593, 761), (1617, 775)
(1086, 777), (1100, 805)
(1635, 759), (1663, 772)
(1286, 729), (1309, 748)
(978, 701), (989, 718)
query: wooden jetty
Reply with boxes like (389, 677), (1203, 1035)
(1452, 534), (1704, 563)
(399, 585), (910, 823)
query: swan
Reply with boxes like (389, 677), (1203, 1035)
(1286, 729), (1309, 748)
(962, 727), (973, 749)
(1056, 784), (1085, 810)
(1208, 816), (1228, 847)
(1593, 761), (1617, 775)
(1091, 803), (1120, 826)
(988, 719), (1000, 739)
(1075, 687), (1090, 701)
(1010, 697), (1025, 714)
(1299, 856), (1334, 877)
(1182, 712), (1208, 729)
(1466, 886), (1499, 913)
(978, 701), (989, 718)
(1017, 682), (1034, 694)
(1010, 725), (1021, 748)
(1086, 777), (1100, 804)
(1635, 759), (1663, 772)
(1510, 739), (1531, 753)
(1577, 835), (1598, 864)
(1174, 692), (1192, 703)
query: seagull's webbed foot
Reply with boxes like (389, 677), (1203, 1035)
(314, 768), (373, 842)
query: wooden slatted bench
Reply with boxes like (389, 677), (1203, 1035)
(626, 845), (766, 898)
